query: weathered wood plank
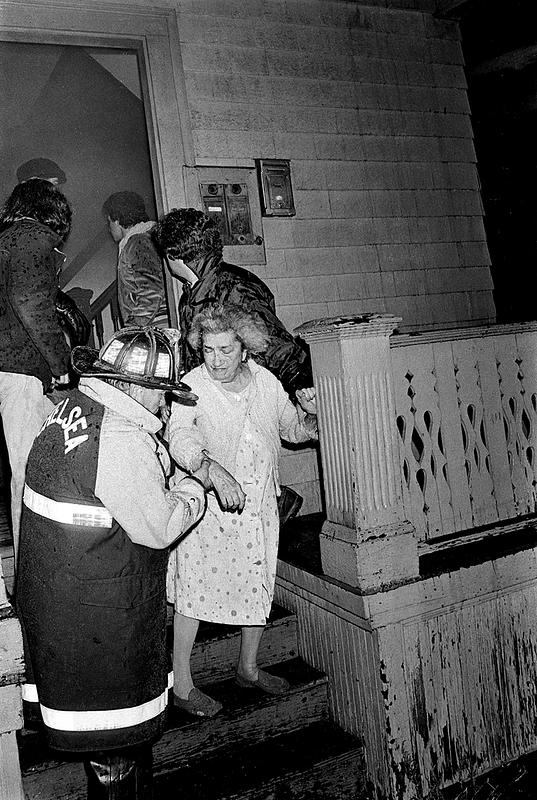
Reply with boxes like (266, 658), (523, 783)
(0, 685), (23, 734)
(289, 594), (389, 796)
(0, 732), (24, 800)
(155, 661), (328, 775)
(155, 722), (364, 800)
(21, 660), (329, 798)
(0, 610), (24, 689)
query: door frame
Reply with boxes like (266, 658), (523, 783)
(0, 0), (195, 323)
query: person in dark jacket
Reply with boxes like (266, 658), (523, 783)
(17, 327), (207, 799)
(153, 208), (313, 526)
(0, 178), (72, 562)
(103, 191), (169, 329)
(152, 208), (313, 396)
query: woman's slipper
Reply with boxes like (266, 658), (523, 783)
(173, 687), (223, 717)
(235, 669), (290, 695)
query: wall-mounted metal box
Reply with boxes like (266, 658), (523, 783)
(200, 182), (256, 246)
(256, 159), (295, 217)
(184, 166), (265, 266)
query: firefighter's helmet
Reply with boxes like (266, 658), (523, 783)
(71, 327), (197, 405)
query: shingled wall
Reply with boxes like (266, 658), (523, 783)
(168, 0), (495, 511)
(175, 0), (494, 336)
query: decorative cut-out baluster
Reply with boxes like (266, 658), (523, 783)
(453, 344), (497, 526)
(391, 344), (453, 539)
(496, 339), (537, 514)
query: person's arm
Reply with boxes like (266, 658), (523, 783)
(276, 378), (318, 444)
(167, 397), (245, 512)
(95, 424), (206, 549)
(7, 229), (70, 377)
(166, 399), (206, 472)
(118, 236), (166, 327)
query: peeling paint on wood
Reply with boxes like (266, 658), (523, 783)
(277, 548), (537, 800)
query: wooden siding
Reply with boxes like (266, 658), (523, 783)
(276, 563), (390, 798)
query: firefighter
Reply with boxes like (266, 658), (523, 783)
(16, 327), (208, 799)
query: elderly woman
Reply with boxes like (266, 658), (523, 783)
(166, 303), (317, 717)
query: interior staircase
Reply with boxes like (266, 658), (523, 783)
(17, 604), (365, 799)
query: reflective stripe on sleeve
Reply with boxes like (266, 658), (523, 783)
(23, 485), (113, 528)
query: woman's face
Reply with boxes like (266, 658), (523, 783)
(202, 331), (244, 384)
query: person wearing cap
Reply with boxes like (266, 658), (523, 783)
(102, 191), (169, 330)
(16, 157), (67, 186)
(0, 178), (72, 563)
(16, 327), (208, 799)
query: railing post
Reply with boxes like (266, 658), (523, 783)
(0, 561), (25, 800)
(297, 314), (419, 591)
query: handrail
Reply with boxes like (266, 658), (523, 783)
(89, 280), (121, 348)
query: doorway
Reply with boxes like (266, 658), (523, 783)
(0, 3), (192, 576)
(0, 40), (158, 319)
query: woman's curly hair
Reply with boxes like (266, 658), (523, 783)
(188, 303), (269, 357)
(0, 178), (72, 241)
(153, 208), (222, 262)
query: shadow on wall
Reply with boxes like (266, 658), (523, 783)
(0, 42), (157, 304)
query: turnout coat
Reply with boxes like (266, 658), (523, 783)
(17, 378), (205, 752)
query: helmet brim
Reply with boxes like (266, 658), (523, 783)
(71, 346), (198, 406)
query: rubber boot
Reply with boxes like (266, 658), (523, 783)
(85, 747), (153, 800)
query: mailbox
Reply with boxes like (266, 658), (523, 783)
(256, 159), (295, 217)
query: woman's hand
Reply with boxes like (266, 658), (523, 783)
(208, 460), (246, 513)
(295, 387), (317, 416)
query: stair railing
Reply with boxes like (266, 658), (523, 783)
(89, 280), (121, 348)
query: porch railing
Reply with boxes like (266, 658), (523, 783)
(391, 323), (537, 544)
(298, 316), (537, 588)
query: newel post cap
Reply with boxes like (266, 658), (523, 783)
(295, 313), (402, 343)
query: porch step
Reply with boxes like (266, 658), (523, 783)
(156, 658), (328, 772)
(180, 604), (299, 685)
(21, 722), (364, 800)
(155, 721), (365, 799)
(19, 607), (365, 799)
(19, 658), (327, 779)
